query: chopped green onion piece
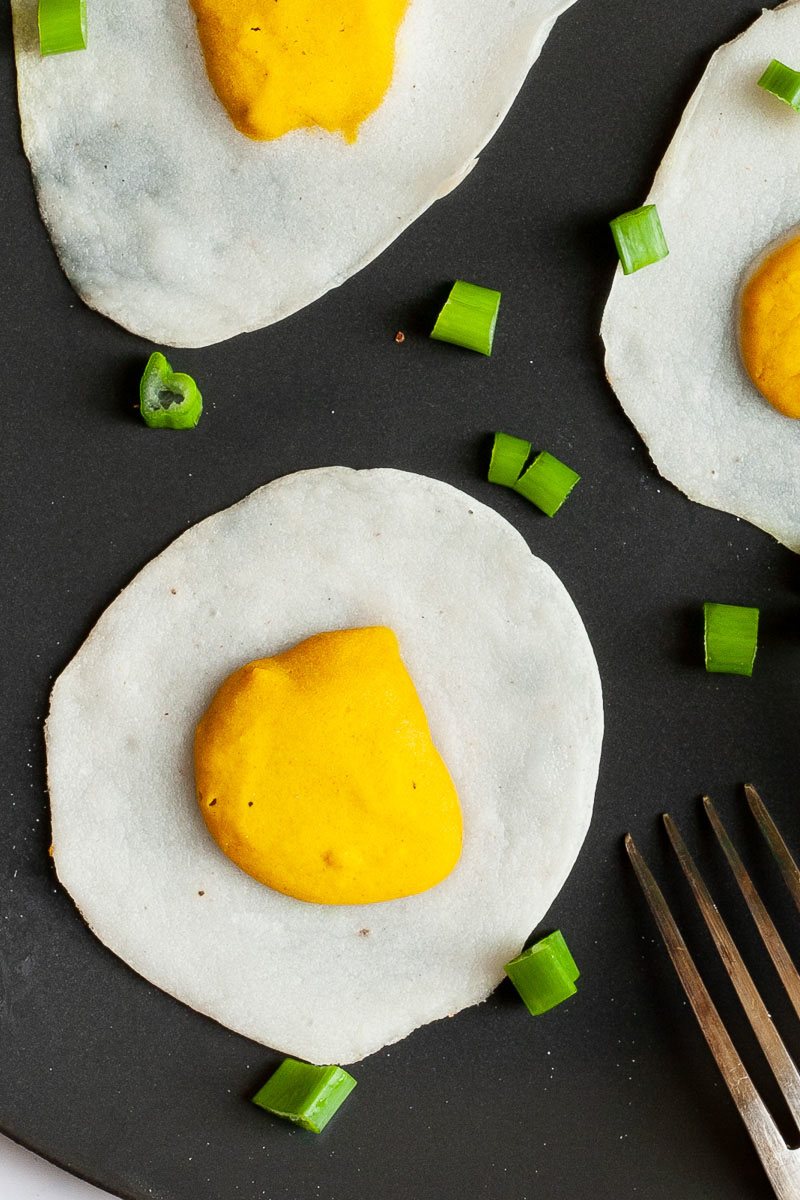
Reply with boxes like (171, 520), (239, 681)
(609, 205), (669, 275)
(252, 1058), (356, 1133)
(488, 431), (531, 486)
(505, 930), (579, 1016)
(513, 451), (579, 517)
(430, 280), (501, 356)
(38, 0), (87, 55)
(703, 603), (759, 676)
(139, 352), (203, 429)
(758, 59), (800, 111)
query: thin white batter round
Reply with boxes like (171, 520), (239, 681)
(12, 0), (578, 347)
(602, 0), (800, 554)
(46, 468), (603, 1064)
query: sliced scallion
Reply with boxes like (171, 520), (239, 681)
(703, 603), (759, 676)
(488, 431), (531, 486)
(139, 352), (203, 429)
(38, 0), (87, 56)
(505, 930), (579, 1016)
(430, 280), (501, 356)
(251, 1058), (356, 1133)
(514, 451), (580, 516)
(758, 59), (800, 111)
(610, 205), (669, 275)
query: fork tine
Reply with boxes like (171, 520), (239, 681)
(624, 840), (787, 1152)
(625, 834), (800, 1200)
(663, 813), (800, 1125)
(704, 796), (800, 1023)
(745, 784), (800, 917)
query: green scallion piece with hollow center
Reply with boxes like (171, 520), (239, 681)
(758, 59), (800, 111)
(488, 431), (531, 486)
(513, 450), (580, 517)
(610, 204), (669, 275)
(703, 602), (759, 676)
(505, 930), (579, 1016)
(430, 280), (501, 356)
(252, 1058), (357, 1133)
(38, 0), (87, 55)
(139, 352), (203, 429)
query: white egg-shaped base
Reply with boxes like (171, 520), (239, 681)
(46, 468), (603, 1064)
(12, 0), (577, 346)
(602, 0), (800, 554)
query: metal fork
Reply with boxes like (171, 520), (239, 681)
(626, 785), (800, 1199)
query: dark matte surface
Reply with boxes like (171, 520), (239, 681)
(3, 1), (800, 1197)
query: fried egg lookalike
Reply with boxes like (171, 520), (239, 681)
(194, 626), (463, 905)
(10, 0), (578, 347)
(602, 0), (800, 554)
(45, 468), (603, 1065)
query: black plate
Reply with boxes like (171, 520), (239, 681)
(3, 2), (800, 1197)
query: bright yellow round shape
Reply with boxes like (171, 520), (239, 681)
(188, 0), (409, 143)
(194, 627), (462, 905)
(740, 235), (800, 418)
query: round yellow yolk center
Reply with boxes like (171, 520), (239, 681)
(740, 235), (800, 419)
(194, 627), (463, 905)
(187, 0), (409, 143)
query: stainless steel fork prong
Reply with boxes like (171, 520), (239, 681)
(746, 784), (800, 918)
(704, 794), (800, 1023)
(663, 813), (800, 1125)
(626, 825), (800, 1200)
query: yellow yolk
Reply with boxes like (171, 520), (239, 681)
(194, 627), (462, 905)
(187, 0), (409, 143)
(740, 235), (800, 419)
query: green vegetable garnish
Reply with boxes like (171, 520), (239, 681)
(703, 602), (759, 676)
(758, 59), (800, 111)
(505, 930), (579, 1016)
(430, 280), (501, 356)
(38, 0), (87, 56)
(139, 352), (203, 429)
(513, 451), (580, 517)
(488, 431), (531, 486)
(610, 205), (669, 275)
(252, 1058), (357, 1133)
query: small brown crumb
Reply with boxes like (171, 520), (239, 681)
(248, 801), (254, 807)
(170, 588), (177, 595)
(198, 890), (205, 896)
(208, 798), (217, 807)
(395, 331), (405, 343)
(359, 928), (370, 937)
